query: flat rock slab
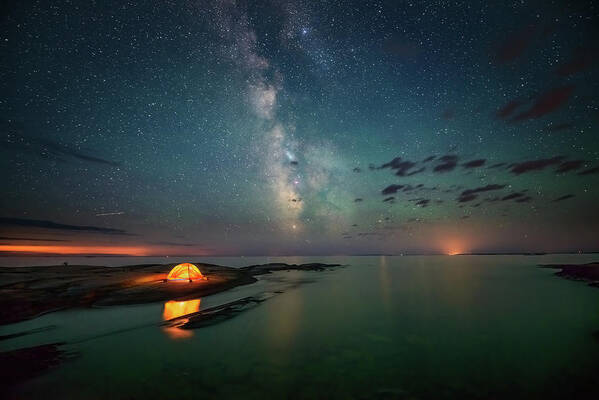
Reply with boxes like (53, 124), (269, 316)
(539, 262), (599, 287)
(0, 262), (339, 326)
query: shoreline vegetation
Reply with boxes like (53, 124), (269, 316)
(0, 262), (340, 327)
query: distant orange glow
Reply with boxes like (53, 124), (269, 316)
(441, 237), (468, 256)
(0, 244), (210, 256)
(166, 263), (206, 282)
(0, 244), (152, 256)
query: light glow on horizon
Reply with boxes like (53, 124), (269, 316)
(0, 244), (209, 256)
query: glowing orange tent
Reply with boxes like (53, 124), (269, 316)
(166, 263), (206, 282)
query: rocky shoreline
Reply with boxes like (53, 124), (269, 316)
(0, 262), (340, 327)
(539, 262), (599, 288)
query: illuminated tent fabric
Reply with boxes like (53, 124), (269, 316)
(166, 263), (205, 281)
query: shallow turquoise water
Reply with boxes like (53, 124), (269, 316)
(2, 255), (599, 399)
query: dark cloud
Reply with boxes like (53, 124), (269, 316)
(463, 159), (486, 169)
(553, 194), (575, 202)
(379, 157), (404, 169)
(405, 167), (425, 176)
(0, 236), (69, 242)
(512, 86), (575, 122)
(515, 196), (532, 203)
(433, 155), (458, 173)
(494, 25), (536, 63)
(0, 119), (120, 167)
(401, 184), (427, 193)
(509, 156), (564, 175)
(379, 157), (423, 176)
(496, 100), (523, 119)
(353, 167), (361, 173)
(457, 194), (478, 203)
(501, 192), (524, 201)
(555, 160), (584, 173)
(357, 232), (382, 237)
(0, 217), (130, 235)
(415, 199), (430, 207)
(461, 184), (506, 197)
(488, 162), (506, 169)
(354, 198), (363, 203)
(578, 166), (599, 176)
(150, 241), (195, 247)
(458, 185), (506, 203)
(381, 184), (404, 195)
(555, 52), (594, 76)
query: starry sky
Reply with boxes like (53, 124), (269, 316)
(1, 0), (598, 256)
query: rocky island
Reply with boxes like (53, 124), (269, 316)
(539, 262), (599, 288)
(0, 262), (340, 326)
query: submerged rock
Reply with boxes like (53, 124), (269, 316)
(0, 342), (75, 396)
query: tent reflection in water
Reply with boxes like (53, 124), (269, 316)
(166, 263), (207, 282)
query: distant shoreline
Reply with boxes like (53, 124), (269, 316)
(1, 251), (598, 258)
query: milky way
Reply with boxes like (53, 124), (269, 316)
(1, 0), (598, 255)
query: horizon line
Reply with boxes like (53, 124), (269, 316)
(1, 250), (598, 258)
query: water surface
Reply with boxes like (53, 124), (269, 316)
(2, 255), (599, 399)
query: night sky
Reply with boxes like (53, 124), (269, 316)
(1, 0), (598, 256)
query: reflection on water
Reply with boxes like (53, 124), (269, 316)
(4, 255), (599, 399)
(263, 280), (304, 362)
(378, 255), (392, 311)
(162, 299), (201, 339)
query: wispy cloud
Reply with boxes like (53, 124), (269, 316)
(457, 184), (506, 203)
(0, 217), (130, 235)
(0, 236), (70, 242)
(0, 119), (119, 166)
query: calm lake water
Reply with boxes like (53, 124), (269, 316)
(2, 255), (599, 399)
